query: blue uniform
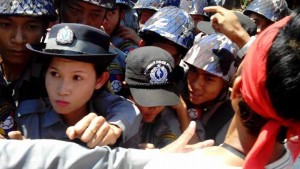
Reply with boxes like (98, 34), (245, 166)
(187, 99), (234, 146)
(16, 90), (141, 145)
(107, 38), (137, 96)
(0, 57), (141, 145)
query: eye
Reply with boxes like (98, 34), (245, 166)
(205, 76), (216, 82)
(49, 71), (60, 77)
(26, 23), (43, 31)
(90, 12), (104, 20)
(73, 75), (83, 81)
(67, 5), (80, 13)
(0, 22), (12, 29)
(105, 10), (114, 19)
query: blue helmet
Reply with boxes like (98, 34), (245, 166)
(180, 0), (208, 17)
(139, 6), (195, 50)
(244, 0), (290, 22)
(80, 0), (116, 9)
(133, 0), (161, 11)
(0, 0), (57, 21)
(183, 34), (239, 82)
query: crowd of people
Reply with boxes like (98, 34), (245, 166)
(0, 0), (299, 168)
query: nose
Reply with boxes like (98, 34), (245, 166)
(191, 75), (204, 91)
(102, 16), (109, 27)
(57, 79), (71, 96)
(11, 27), (26, 44)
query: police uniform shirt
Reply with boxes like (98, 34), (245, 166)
(16, 90), (142, 144)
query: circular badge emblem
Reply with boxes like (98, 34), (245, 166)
(111, 80), (122, 92)
(188, 108), (199, 119)
(145, 61), (173, 84)
(56, 26), (74, 45)
(149, 64), (168, 84)
(0, 116), (14, 129)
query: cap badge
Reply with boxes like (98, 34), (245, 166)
(56, 26), (74, 45)
(188, 108), (199, 119)
(147, 62), (170, 84)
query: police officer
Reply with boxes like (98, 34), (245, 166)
(243, 0), (290, 34)
(0, 0), (57, 137)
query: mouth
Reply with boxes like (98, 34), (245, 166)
(189, 91), (202, 98)
(10, 50), (29, 56)
(55, 100), (70, 107)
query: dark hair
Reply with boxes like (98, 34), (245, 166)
(266, 8), (300, 120)
(238, 9), (300, 142)
(139, 30), (188, 56)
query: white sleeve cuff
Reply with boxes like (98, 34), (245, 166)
(237, 36), (256, 59)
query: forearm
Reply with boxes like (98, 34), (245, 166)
(0, 139), (158, 169)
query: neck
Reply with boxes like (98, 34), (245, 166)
(224, 114), (286, 165)
(61, 105), (88, 126)
(1, 61), (29, 82)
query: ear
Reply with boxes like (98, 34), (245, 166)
(139, 39), (145, 47)
(95, 72), (109, 90)
(230, 76), (243, 100)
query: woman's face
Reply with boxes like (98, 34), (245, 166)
(45, 57), (104, 116)
(187, 66), (225, 105)
(0, 16), (45, 66)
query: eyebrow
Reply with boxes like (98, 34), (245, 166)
(0, 17), (43, 23)
(201, 70), (219, 78)
(48, 66), (89, 73)
(73, 2), (106, 13)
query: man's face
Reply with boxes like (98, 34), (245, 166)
(138, 9), (156, 29)
(249, 12), (273, 34)
(187, 66), (225, 105)
(152, 42), (182, 65)
(60, 0), (106, 28)
(0, 16), (45, 66)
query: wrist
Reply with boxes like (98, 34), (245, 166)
(232, 29), (251, 48)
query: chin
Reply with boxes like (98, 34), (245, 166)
(190, 98), (204, 105)
(143, 117), (155, 123)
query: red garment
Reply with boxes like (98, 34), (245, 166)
(241, 16), (300, 168)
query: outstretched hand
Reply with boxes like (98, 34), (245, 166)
(204, 6), (251, 48)
(66, 113), (122, 148)
(161, 121), (214, 153)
